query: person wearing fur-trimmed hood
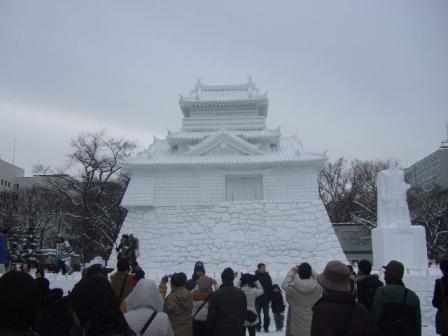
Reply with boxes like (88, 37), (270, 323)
(282, 263), (322, 336)
(125, 279), (174, 336)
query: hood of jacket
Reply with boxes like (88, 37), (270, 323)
(355, 274), (383, 288)
(292, 277), (321, 293)
(126, 279), (163, 312)
(171, 287), (193, 310)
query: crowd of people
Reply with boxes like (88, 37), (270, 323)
(0, 256), (447, 336)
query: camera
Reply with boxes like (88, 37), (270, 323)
(161, 274), (173, 283)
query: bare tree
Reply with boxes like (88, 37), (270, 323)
(0, 190), (19, 230)
(408, 185), (448, 260)
(349, 159), (399, 229)
(35, 130), (136, 261)
(319, 157), (399, 229)
(319, 157), (354, 223)
(17, 186), (68, 248)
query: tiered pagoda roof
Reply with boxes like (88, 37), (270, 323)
(126, 79), (326, 168)
(179, 77), (268, 117)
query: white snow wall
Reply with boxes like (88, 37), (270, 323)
(114, 200), (347, 274)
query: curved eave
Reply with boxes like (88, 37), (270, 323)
(123, 157), (326, 170)
(179, 98), (269, 117)
(167, 134), (281, 146)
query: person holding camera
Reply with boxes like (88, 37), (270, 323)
(282, 262), (322, 336)
(238, 273), (263, 336)
(164, 272), (193, 336)
(254, 263), (272, 333)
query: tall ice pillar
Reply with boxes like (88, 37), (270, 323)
(372, 169), (427, 269)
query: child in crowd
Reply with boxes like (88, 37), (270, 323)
(271, 284), (286, 332)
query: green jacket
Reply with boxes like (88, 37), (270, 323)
(372, 284), (421, 336)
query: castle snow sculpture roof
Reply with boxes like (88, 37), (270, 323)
(126, 78), (326, 169)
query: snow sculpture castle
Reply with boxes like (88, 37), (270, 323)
(117, 79), (346, 273)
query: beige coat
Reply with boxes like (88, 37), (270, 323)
(282, 270), (322, 336)
(110, 271), (134, 306)
(164, 286), (193, 336)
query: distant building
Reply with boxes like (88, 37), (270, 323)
(404, 125), (448, 189)
(0, 158), (63, 192)
(0, 158), (24, 191)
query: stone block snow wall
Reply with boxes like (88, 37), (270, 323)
(115, 200), (347, 274)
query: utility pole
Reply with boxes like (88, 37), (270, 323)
(12, 138), (16, 165)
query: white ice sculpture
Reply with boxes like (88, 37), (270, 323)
(372, 169), (427, 269)
(377, 169), (412, 229)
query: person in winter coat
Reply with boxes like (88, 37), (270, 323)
(125, 279), (174, 336)
(373, 260), (421, 336)
(0, 226), (9, 273)
(254, 263), (272, 332)
(282, 263), (322, 336)
(206, 267), (247, 336)
(311, 260), (378, 336)
(238, 273), (263, 336)
(0, 270), (41, 336)
(433, 259), (448, 336)
(116, 234), (133, 260)
(164, 272), (193, 336)
(271, 284), (286, 332)
(33, 288), (70, 336)
(192, 275), (214, 336)
(354, 259), (383, 311)
(110, 258), (134, 309)
(69, 274), (136, 336)
(186, 261), (206, 291)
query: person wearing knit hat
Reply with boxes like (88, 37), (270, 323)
(206, 267), (247, 336)
(311, 260), (377, 336)
(372, 260), (421, 336)
(186, 261), (206, 291)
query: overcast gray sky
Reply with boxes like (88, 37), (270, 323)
(0, 0), (447, 175)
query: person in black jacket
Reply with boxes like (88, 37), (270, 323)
(69, 275), (135, 336)
(206, 268), (247, 336)
(433, 259), (448, 336)
(0, 271), (41, 336)
(255, 263), (273, 332)
(354, 259), (383, 311)
(271, 284), (286, 332)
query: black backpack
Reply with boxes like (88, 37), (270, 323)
(378, 288), (417, 336)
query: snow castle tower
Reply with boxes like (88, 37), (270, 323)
(116, 79), (346, 273)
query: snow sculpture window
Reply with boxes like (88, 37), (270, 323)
(225, 175), (263, 201)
